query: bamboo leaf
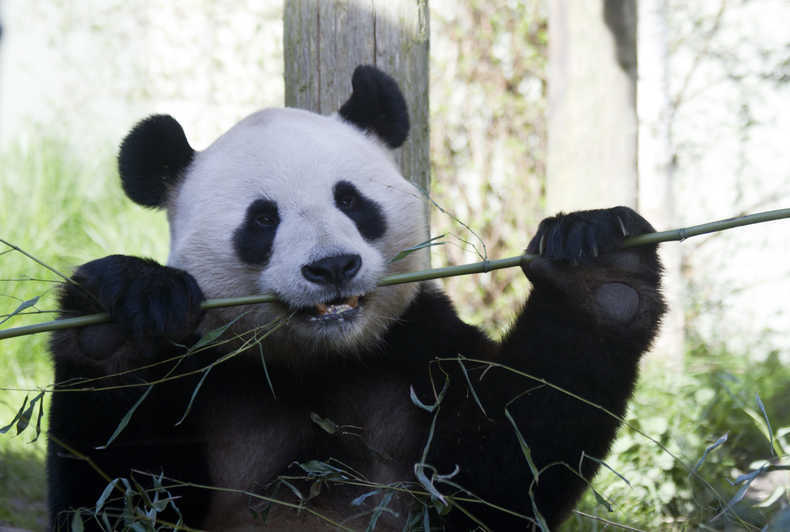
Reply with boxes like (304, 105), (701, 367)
(590, 486), (613, 512)
(95, 478), (120, 513)
(504, 406), (540, 484)
(16, 390), (44, 435)
(409, 377), (449, 414)
(581, 451), (631, 486)
(366, 491), (395, 532)
(0, 296), (39, 325)
(29, 390), (47, 443)
(389, 234), (445, 263)
(414, 463), (447, 506)
(0, 394), (28, 434)
(175, 367), (212, 426)
(258, 343), (277, 399)
(457, 357), (487, 417)
(278, 478), (305, 501)
(310, 412), (339, 435)
(351, 490), (380, 507)
(70, 510), (84, 532)
(690, 433), (728, 477)
(96, 385), (153, 449)
(190, 311), (248, 352)
(755, 393), (778, 456)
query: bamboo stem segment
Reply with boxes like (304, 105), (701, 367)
(1, 208), (788, 341)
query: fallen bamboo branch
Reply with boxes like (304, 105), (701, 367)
(1, 207), (788, 341)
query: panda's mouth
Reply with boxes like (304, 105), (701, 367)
(302, 295), (362, 322)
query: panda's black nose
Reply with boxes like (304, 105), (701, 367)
(302, 254), (362, 287)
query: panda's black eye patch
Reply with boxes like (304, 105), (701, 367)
(334, 181), (386, 241)
(234, 199), (280, 266)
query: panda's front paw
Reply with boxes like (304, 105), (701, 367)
(62, 255), (205, 347)
(524, 206), (654, 265)
(522, 207), (661, 324)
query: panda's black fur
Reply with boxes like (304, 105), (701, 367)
(47, 65), (665, 530)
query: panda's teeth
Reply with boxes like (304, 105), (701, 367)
(313, 296), (361, 316)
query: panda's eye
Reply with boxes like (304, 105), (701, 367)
(337, 192), (357, 210)
(333, 180), (386, 241)
(254, 213), (279, 227)
(246, 199), (279, 229)
(334, 183), (360, 211)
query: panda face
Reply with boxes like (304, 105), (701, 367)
(166, 108), (427, 358)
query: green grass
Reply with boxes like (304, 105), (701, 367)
(0, 137), (169, 528)
(563, 344), (790, 531)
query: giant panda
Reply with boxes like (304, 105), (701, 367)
(47, 65), (665, 531)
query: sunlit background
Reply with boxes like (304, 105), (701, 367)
(1, 1), (788, 529)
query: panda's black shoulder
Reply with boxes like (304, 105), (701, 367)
(380, 283), (495, 363)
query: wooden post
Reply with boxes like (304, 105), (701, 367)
(283, 0), (430, 206)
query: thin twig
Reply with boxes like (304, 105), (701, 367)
(0, 208), (788, 341)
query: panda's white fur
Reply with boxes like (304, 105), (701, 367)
(166, 107), (427, 359)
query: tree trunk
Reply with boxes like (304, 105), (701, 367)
(546, 0), (638, 212)
(283, 0), (430, 215)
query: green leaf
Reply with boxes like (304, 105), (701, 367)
(351, 490), (380, 507)
(310, 412), (339, 435)
(389, 234), (445, 263)
(258, 343), (277, 399)
(414, 463), (447, 507)
(366, 491), (395, 532)
(278, 478), (305, 501)
(0, 394), (28, 434)
(70, 510), (84, 532)
(581, 452), (631, 486)
(0, 295), (39, 325)
(190, 312), (247, 351)
(30, 391), (46, 443)
(457, 357), (487, 417)
(755, 392), (778, 456)
(409, 377), (449, 414)
(296, 459), (345, 478)
(175, 366), (212, 426)
(591, 486), (613, 512)
(16, 391), (44, 435)
(95, 478), (120, 513)
(504, 406), (540, 484)
(97, 385), (153, 449)
(690, 432), (728, 477)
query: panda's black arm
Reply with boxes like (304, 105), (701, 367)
(418, 209), (665, 529)
(47, 255), (212, 529)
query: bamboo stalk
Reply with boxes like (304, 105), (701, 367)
(1, 208), (788, 341)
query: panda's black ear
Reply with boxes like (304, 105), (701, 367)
(118, 114), (195, 208)
(338, 65), (410, 149)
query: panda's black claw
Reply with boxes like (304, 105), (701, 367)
(525, 207), (655, 268)
(616, 215), (629, 237)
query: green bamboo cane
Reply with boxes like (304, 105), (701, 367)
(1, 208), (788, 341)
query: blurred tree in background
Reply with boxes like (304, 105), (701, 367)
(430, 0), (546, 333)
